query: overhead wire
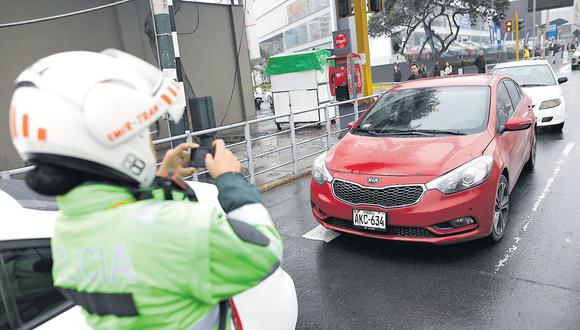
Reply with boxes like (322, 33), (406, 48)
(0, 0), (135, 28)
(177, 2), (200, 35)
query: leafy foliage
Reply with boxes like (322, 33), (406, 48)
(368, 0), (509, 62)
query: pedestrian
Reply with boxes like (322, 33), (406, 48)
(408, 62), (426, 80)
(444, 61), (453, 76)
(474, 49), (486, 73)
(523, 47), (530, 59)
(433, 60), (441, 77)
(393, 63), (402, 82)
(8, 49), (283, 329)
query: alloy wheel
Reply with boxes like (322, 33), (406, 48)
(493, 180), (509, 237)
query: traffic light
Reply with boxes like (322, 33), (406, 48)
(505, 20), (513, 32)
(368, 0), (384, 12)
(518, 19), (525, 31)
(338, 0), (351, 17)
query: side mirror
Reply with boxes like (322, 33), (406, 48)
(347, 121), (355, 129)
(558, 77), (568, 84)
(504, 117), (532, 132)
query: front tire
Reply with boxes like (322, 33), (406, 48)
(552, 122), (564, 132)
(524, 132), (536, 171)
(490, 175), (509, 243)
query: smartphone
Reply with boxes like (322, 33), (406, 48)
(190, 145), (215, 168)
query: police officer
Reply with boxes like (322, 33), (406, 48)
(9, 49), (283, 329)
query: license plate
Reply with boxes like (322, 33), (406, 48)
(352, 209), (387, 231)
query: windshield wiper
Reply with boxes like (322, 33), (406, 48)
(355, 127), (465, 136)
(409, 129), (467, 135)
(520, 83), (547, 87)
(378, 129), (434, 136)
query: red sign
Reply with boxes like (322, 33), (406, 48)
(335, 33), (348, 49)
(354, 63), (362, 94)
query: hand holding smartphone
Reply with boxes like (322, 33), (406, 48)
(190, 144), (215, 168)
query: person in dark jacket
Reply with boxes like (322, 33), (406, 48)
(474, 50), (486, 73)
(393, 63), (402, 82)
(408, 63), (426, 80)
(433, 60), (441, 76)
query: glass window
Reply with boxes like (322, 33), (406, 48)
(0, 245), (68, 329)
(355, 87), (490, 136)
(259, 33), (284, 58)
(492, 64), (557, 86)
(283, 12), (331, 50)
(496, 83), (513, 131)
(287, 0), (329, 24)
(503, 80), (521, 108)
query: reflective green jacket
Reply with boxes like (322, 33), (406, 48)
(52, 173), (282, 329)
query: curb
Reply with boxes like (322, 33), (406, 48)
(258, 169), (312, 193)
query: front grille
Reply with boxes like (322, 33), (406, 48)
(324, 217), (435, 237)
(332, 180), (424, 209)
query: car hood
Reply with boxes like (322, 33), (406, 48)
(327, 132), (492, 177)
(521, 85), (561, 108)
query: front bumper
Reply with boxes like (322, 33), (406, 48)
(310, 173), (498, 245)
(534, 101), (565, 127)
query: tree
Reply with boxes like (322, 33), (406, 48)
(368, 0), (509, 68)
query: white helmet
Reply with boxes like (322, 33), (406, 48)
(9, 49), (185, 187)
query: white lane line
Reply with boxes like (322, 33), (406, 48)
(494, 142), (575, 274)
(302, 225), (341, 243)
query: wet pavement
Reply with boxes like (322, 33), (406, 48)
(262, 63), (580, 329)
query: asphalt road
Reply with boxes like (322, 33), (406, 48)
(263, 65), (580, 330)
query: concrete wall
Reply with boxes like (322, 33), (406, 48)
(0, 0), (254, 170)
(175, 2), (255, 127)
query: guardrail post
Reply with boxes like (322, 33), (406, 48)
(354, 97), (359, 121)
(1, 171), (10, 180)
(244, 122), (256, 184)
(324, 105), (331, 150)
(289, 108), (299, 175)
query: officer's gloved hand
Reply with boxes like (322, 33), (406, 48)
(205, 139), (241, 179)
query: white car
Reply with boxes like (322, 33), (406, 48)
(0, 179), (298, 330)
(492, 59), (568, 131)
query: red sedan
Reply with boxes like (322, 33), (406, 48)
(310, 75), (536, 244)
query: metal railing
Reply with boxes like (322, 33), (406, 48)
(1, 89), (394, 185)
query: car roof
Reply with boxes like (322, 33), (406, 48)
(1, 184), (56, 241)
(493, 59), (550, 69)
(0, 179), (223, 242)
(392, 74), (494, 90)
(0, 179), (57, 211)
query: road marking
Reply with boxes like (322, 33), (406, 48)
(302, 225), (341, 243)
(494, 142), (575, 273)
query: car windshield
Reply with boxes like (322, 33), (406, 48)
(492, 64), (556, 86)
(355, 87), (490, 136)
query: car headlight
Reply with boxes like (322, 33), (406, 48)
(539, 98), (561, 110)
(312, 152), (333, 184)
(426, 155), (493, 194)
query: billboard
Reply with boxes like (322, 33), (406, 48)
(528, 0), (574, 12)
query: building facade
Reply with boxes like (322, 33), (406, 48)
(254, 0), (337, 57)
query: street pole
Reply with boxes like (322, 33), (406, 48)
(533, 0), (536, 52)
(544, 9), (550, 59)
(516, 10), (520, 61)
(150, 0), (188, 147)
(353, 0), (372, 96)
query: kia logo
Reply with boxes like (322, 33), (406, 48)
(367, 177), (381, 184)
